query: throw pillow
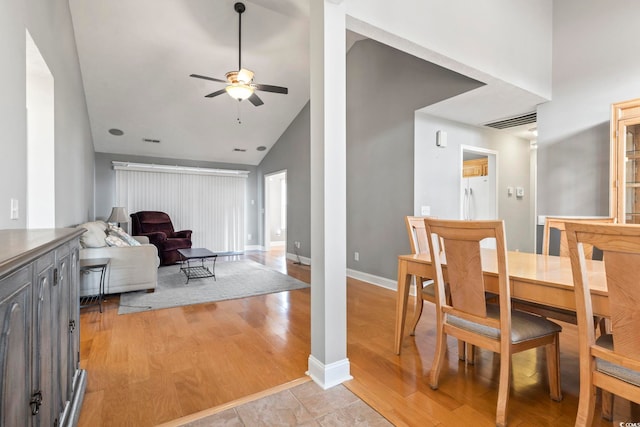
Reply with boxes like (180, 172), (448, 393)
(107, 224), (141, 246)
(105, 235), (129, 247)
(77, 221), (108, 248)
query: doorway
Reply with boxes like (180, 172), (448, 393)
(264, 170), (287, 251)
(460, 145), (498, 221)
(26, 30), (55, 228)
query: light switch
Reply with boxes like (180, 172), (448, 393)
(10, 199), (18, 220)
(507, 187), (514, 197)
(516, 187), (524, 198)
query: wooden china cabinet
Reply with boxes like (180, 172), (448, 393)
(610, 97), (640, 224)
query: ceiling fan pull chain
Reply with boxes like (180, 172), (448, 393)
(237, 101), (242, 125)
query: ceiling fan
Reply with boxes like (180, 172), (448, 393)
(190, 2), (288, 107)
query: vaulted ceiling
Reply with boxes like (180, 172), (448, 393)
(69, 0), (538, 167)
(69, 0), (311, 165)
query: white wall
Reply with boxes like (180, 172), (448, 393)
(347, 0), (552, 99)
(415, 113), (534, 252)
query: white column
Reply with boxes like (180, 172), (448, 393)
(307, 0), (351, 389)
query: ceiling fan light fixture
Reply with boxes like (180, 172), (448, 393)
(226, 83), (254, 101)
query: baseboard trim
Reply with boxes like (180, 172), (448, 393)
(307, 355), (352, 390)
(244, 245), (263, 251)
(346, 268), (413, 294)
(286, 252), (311, 266)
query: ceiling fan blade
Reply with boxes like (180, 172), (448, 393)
(190, 74), (227, 83)
(252, 83), (288, 94)
(205, 88), (227, 98)
(248, 93), (264, 106)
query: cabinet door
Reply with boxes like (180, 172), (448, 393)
(620, 120), (640, 223)
(34, 253), (57, 427)
(611, 98), (640, 223)
(56, 246), (71, 411)
(68, 246), (80, 393)
(0, 267), (32, 426)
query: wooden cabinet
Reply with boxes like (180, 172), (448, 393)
(463, 157), (488, 177)
(0, 229), (85, 427)
(610, 97), (640, 223)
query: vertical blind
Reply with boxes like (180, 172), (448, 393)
(114, 163), (247, 252)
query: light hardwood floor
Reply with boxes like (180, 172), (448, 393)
(78, 249), (637, 426)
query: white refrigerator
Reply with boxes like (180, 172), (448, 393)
(461, 175), (496, 221)
(461, 175), (497, 248)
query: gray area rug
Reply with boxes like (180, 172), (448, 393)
(118, 259), (309, 314)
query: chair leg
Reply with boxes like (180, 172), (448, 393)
(409, 297), (424, 336)
(458, 340), (466, 361)
(467, 344), (475, 365)
(495, 351), (511, 427)
(576, 384), (596, 427)
(601, 390), (613, 421)
(429, 329), (447, 390)
(545, 334), (563, 401)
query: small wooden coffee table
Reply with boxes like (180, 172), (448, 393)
(177, 248), (243, 284)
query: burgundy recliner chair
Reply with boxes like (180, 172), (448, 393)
(130, 211), (192, 265)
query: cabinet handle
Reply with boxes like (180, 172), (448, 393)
(53, 268), (59, 286)
(30, 390), (42, 415)
(69, 319), (76, 333)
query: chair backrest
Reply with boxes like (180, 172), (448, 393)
(130, 211), (175, 235)
(425, 218), (509, 327)
(566, 222), (640, 364)
(405, 216), (430, 255)
(543, 216), (615, 258)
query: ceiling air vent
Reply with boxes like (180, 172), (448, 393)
(484, 112), (537, 130)
(143, 138), (161, 143)
(233, 148), (247, 152)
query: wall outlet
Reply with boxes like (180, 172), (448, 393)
(295, 241), (300, 249)
(247, 233), (252, 240)
(421, 205), (431, 216)
(354, 252), (359, 261)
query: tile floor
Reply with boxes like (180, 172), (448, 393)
(178, 381), (392, 427)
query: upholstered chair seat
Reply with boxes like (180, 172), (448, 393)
(595, 335), (640, 386)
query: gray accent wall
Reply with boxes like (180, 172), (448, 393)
(537, 0), (640, 217)
(345, 39), (483, 280)
(257, 102), (311, 257)
(1, 0), (94, 228)
(94, 153), (258, 244)
(257, 39), (484, 279)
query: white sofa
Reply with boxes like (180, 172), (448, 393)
(77, 221), (160, 296)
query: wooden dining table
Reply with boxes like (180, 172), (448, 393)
(394, 250), (610, 355)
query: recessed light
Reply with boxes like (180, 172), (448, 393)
(109, 128), (124, 136)
(257, 146), (267, 151)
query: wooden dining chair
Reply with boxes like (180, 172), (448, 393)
(425, 218), (562, 427)
(566, 222), (640, 426)
(405, 216), (436, 336)
(543, 216), (615, 258)
(514, 216), (615, 329)
(405, 216), (472, 361)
